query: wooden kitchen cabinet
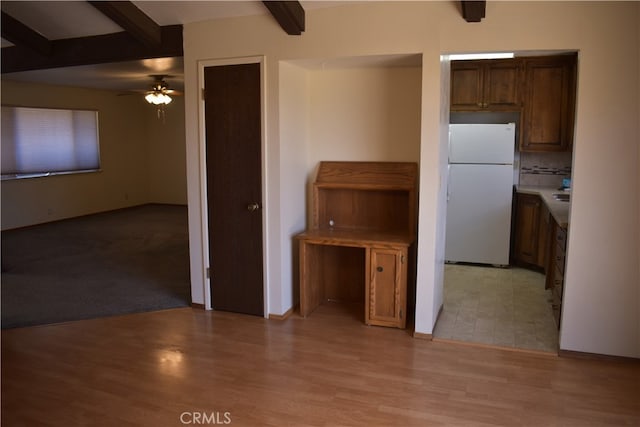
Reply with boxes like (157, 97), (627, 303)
(537, 201), (550, 271)
(450, 59), (522, 111)
(513, 192), (550, 269)
(545, 218), (567, 328)
(450, 54), (577, 153)
(366, 247), (407, 329)
(297, 161), (418, 329)
(513, 193), (545, 268)
(514, 191), (568, 329)
(520, 54), (577, 152)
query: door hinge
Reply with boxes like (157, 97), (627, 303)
(202, 88), (206, 100)
(206, 267), (211, 279)
(401, 254), (405, 264)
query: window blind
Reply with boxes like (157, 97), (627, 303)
(1, 106), (100, 178)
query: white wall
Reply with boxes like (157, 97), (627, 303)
(277, 61), (310, 314)
(146, 96), (188, 205)
(277, 60), (423, 314)
(1, 80), (188, 231)
(307, 66), (421, 164)
(183, 1), (639, 357)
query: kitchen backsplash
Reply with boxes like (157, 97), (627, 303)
(519, 151), (572, 188)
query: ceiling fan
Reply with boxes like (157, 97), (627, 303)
(144, 75), (180, 105)
(117, 75), (182, 102)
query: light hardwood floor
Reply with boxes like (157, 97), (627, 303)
(2, 305), (639, 426)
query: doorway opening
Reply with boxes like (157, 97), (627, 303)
(435, 51), (578, 353)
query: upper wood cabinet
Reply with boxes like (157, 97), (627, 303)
(450, 59), (522, 111)
(450, 54), (577, 153)
(520, 54), (577, 152)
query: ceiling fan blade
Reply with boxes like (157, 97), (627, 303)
(117, 90), (147, 95)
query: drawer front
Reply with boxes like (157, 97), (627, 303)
(553, 266), (564, 299)
(554, 248), (565, 275)
(552, 293), (562, 329)
(555, 226), (567, 251)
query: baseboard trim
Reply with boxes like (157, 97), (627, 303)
(413, 331), (433, 340)
(412, 304), (442, 340)
(559, 349), (640, 363)
(191, 303), (206, 310)
(269, 305), (297, 320)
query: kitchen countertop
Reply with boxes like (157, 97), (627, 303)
(516, 185), (570, 229)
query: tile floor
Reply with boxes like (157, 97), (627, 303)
(433, 264), (559, 353)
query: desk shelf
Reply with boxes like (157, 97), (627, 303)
(296, 161), (418, 329)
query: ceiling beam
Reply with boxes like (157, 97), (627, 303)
(461, 1), (486, 23)
(1, 11), (52, 56)
(1, 25), (183, 74)
(262, 1), (305, 35)
(88, 1), (161, 48)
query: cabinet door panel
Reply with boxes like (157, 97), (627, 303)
(526, 66), (563, 143)
(484, 62), (521, 109)
(451, 63), (483, 110)
(370, 250), (397, 318)
(367, 248), (407, 328)
(513, 194), (541, 265)
(521, 55), (576, 152)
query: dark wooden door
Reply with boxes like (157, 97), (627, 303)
(204, 63), (264, 316)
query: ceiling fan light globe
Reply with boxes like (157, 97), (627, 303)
(145, 92), (171, 105)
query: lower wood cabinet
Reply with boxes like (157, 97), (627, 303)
(366, 247), (407, 329)
(297, 234), (410, 330)
(545, 220), (567, 328)
(513, 193), (546, 269)
(513, 191), (569, 329)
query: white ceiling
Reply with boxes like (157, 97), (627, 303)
(0, 1), (355, 92)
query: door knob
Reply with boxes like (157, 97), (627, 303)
(247, 202), (260, 212)
(376, 266), (384, 272)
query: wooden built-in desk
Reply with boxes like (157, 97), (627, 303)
(297, 229), (412, 328)
(295, 162), (418, 329)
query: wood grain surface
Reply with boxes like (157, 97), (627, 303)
(2, 306), (638, 426)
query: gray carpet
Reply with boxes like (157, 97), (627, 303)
(1, 204), (190, 328)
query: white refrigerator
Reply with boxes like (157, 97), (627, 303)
(445, 123), (516, 266)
